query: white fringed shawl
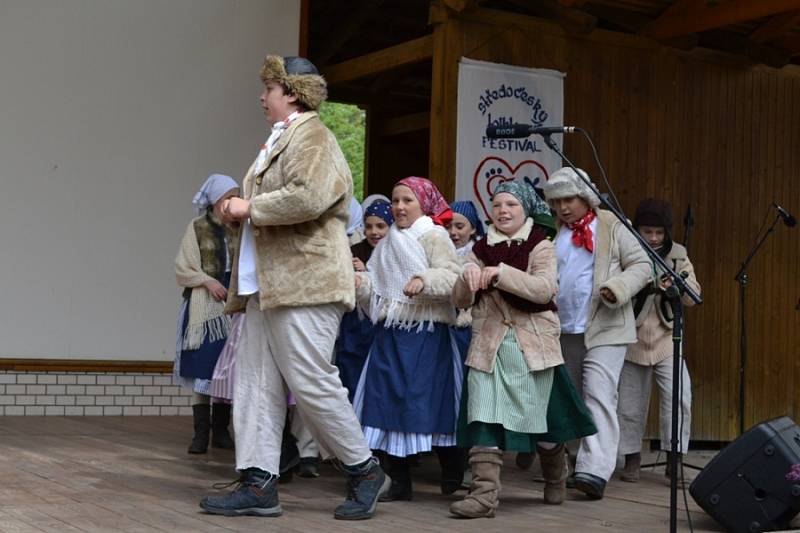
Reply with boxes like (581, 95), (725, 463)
(174, 221), (230, 350)
(366, 216), (446, 331)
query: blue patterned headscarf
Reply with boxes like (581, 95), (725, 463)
(450, 200), (485, 238)
(492, 180), (556, 237)
(364, 199), (394, 226)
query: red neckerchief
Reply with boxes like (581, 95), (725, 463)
(568, 209), (596, 252)
(431, 208), (453, 227)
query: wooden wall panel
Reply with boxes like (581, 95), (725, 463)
(427, 9), (800, 442)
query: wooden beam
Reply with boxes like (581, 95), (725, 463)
(315, 0), (384, 66)
(443, 0), (472, 12)
(700, 29), (792, 68)
(378, 112), (431, 136)
(749, 10), (800, 44)
(773, 33), (800, 56)
(504, 0), (597, 35)
(558, 0), (587, 7)
(643, 0), (800, 40)
(322, 35), (434, 85)
(587, 5), (699, 50)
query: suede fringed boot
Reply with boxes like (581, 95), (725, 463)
(537, 444), (568, 504)
(620, 452), (641, 482)
(449, 447), (503, 519)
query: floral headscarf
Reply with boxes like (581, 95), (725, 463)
(492, 179), (556, 237)
(395, 176), (453, 226)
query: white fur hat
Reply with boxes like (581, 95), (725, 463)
(542, 167), (601, 208)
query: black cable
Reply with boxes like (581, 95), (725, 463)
(575, 127), (624, 215)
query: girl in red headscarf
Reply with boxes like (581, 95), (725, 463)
(353, 177), (464, 501)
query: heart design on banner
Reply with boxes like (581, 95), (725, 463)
(472, 156), (549, 219)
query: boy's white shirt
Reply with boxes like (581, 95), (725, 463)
(554, 217), (598, 334)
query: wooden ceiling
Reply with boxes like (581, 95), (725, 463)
(308, 0), (800, 109)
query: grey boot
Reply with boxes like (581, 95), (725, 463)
(620, 452), (641, 482)
(537, 444), (568, 505)
(449, 447), (503, 519)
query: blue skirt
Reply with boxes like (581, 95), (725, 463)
(451, 325), (472, 364)
(360, 322), (458, 435)
(178, 273), (230, 380)
(335, 310), (376, 402)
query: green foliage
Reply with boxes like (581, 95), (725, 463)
(318, 101), (366, 200)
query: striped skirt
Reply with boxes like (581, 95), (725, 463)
(467, 329), (554, 434)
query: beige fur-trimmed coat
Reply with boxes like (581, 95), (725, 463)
(225, 112), (355, 312)
(569, 209), (652, 349)
(452, 228), (563, 373)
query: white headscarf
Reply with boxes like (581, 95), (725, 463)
(192, 174), (239, 215)
(347, 197), (364, 236)
(361, 193), (391, 213)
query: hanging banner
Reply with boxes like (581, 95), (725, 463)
(455, 58), (565, 221)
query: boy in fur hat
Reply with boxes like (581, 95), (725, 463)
(617, 199), (701, 483)
(542, 167), (651, 499)
(200, 55), (389, 520)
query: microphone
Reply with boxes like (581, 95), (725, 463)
(773, 202), (797, 228)
(485, 124), (577, 139)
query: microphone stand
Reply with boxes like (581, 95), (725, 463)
(540, 133), (702, 533)
(733, 211), (784, 436)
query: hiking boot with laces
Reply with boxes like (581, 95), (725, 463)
(199, 468), (282, 517)
(333, 458), (391, 520)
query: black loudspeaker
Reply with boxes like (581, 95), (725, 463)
(690, 416), (800, 533)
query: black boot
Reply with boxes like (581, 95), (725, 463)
(378, 455), (412, 501)
(211, 403), (235, 450)
(435, 446), (466, 495)
(188, 404), (210, 454)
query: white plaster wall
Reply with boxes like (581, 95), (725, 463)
(0, 0), (300, 359)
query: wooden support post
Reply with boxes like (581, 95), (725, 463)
(428, 6), (462, 197)
(322, 35), (434, 85)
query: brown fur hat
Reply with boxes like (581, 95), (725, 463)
(259, 55), (327, 111)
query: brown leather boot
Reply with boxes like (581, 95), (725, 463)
(449, 447), (503, 519)
(537, 444), (568, 505)
(620, 452), (641, 483)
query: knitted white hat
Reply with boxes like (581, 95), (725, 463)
(542, 167), (601, 208)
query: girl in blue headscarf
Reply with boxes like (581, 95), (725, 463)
(447, 200), (486, 258)
(335, 198), (394, 402)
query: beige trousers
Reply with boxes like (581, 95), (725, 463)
(617, 357), (692, 455)
(233, 297), (371, 473)
(561, 334), (627, 482)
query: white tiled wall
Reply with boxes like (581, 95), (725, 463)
(0, 371), (193, 415)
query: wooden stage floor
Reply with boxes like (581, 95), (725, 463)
(0, 416), (756, 532)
